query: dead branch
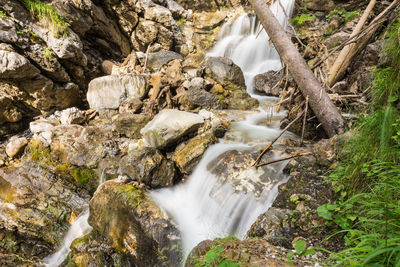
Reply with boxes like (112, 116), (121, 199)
(255, 152), (312, 167)
(301, 95), (309, 145)
(252, 109), (305, 167)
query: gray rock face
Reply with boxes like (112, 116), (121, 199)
(87, 75), (147, 110)
(205, 56), (245, 89)
(0, 18), (18, 43)
(147, 51), (183, 71)
(253, 70), (282, 97)
(141, 109), (204, 149)
(118, 147), (176, 188)
(0, 50), (40, 79)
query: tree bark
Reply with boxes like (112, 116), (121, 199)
(248, 0), (344, 137)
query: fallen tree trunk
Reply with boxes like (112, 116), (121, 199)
(248, 0), (344, 137)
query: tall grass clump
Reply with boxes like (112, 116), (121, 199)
(20, 0), (69, 37)
(320, 18), (400, 266)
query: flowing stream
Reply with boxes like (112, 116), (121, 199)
(150, 0), (295, 259)
(44, 1), (295, 265)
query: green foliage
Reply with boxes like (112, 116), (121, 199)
(0, 9), (7, 18)
(326, 9), (359, 24)
(20, 0), (69, 37)
(291, 14), (315, 28)
(191, 244), (240, 267)
(43, 47), (54, 61)
(177, 17), (185, 25)
(319, 17), (400, 266)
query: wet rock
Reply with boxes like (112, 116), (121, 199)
(89, 180), (182, 266)
(141, 109), (204, 149)
(173, 130), (217, 174)
(147, 51), (183, 72)
(205, 57), (258, 110)
(254, 70), (282, 96)
(118, 147), (176, 188)
(57, 107), (87, 125)
(0, 160), (90, 264)
(0, 50), (40, 79)
(183, 88), (224, 110)
(205, 57), (245, 90)
(87, 75), (147, 110)
(207, 150), (285, 199)
(61, 231), (133, 267)
(247, 207), (292, 247)
(5, 136), (28, 158)
(113, 113), (151, 139)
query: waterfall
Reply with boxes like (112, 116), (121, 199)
(150, 0), (295, 259)
(43, 209), (92, 267)
(43, 170), (107, 266)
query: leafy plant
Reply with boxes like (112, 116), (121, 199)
(20, 0), (69, 37)
(43, 47), (54, 61)
(291, 14), (316, 28)
(319, 17), (400, 267)
(0, 9), (7, 18)
(286, 239), (315, 264)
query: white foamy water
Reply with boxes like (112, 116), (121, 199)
(150, 0), (295, 259)
(43, 209), (92, 267)
(43, 171), (107, 266)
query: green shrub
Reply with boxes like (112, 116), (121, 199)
(20, 0), (69, 37)
(319, 17), (400, 266)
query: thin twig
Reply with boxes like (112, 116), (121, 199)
(143, 44), (151, 72)
(255, 152), (312, 167)
(301, 95), (309, 145)
(252, 109), (305, 167)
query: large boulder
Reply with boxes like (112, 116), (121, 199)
(141, 109), (204, 149)
(205, 57), (258, 110)
(0, 160), (90, 264)
(88, 179), (182, 266)
(205, 57), (245, 90)
(207, 150), (286, 199)
(118, 147), (176, 188)
(87, 75), (147, 110)
(173, 130), (217, 174)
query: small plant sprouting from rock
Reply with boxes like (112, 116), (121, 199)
(0, 9), (7, 18)
(20, 0), (69, 38)
(43, 47), (54, 61)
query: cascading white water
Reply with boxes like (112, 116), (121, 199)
(43, 171), (107, 266)
(43, 209), (92, 267)
(150, 0), (295, 259)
